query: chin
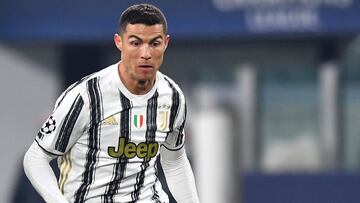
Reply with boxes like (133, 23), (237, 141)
(138, 73), (155, 80)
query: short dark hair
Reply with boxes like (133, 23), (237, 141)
(119, 4), (167, 35)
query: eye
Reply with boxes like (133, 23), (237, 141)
(151, 41), (162, 47)
(130, 40), (141, 47)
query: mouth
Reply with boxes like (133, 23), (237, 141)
(138, 65), (153, 69)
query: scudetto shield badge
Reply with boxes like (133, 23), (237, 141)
(134, 114), (144, 128)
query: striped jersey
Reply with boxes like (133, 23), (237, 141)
(35, 62), (186, 203)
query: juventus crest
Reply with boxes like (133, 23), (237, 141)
(157, 104), (170, 131)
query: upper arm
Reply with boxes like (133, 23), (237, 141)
(35, 85), (89, 156)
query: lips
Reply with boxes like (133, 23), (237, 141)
(138, 65), (153, 68)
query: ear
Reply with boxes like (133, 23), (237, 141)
(164, 34), (170, 50)
(114, 34), (122, 51)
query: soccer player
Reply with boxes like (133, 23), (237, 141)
(23, 4), (199, 203)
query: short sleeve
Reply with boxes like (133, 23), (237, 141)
(163, 89), (187, 151)
(35, 85), (88, 156)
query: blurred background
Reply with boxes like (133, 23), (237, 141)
(1, 0), (360, 202)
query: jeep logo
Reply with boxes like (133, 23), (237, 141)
(108, 137), (159, 161)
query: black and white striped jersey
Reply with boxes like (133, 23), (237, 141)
(35, 62), (186, 203)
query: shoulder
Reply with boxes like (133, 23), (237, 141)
(54, 64), (115, 108)
(156, 72), (186, 120)
(157, 71), (185, 99)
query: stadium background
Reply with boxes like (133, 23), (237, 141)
(1, 0), (360, 202)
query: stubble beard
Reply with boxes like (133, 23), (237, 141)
(138, 79), (146, 87)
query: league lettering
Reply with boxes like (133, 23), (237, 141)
(108, 137), (158, 161)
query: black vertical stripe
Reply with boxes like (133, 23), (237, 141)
(146, 91), (159, 143)
(176, 103), (187, 147)
(165, 78), (180, 133)
(164, 78), (181, 143)
(55, 94), (84, 152)
(151, 156), (161, 203)
(74, 77), (103, 203)
(103, 92), (131, 203)
(131, 91), (159, 202)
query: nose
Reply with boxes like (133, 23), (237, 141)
(141, 45), (151, 60)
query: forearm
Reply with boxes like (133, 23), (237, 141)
(160, 146), (199, 203)
(23, 142), (68, 203)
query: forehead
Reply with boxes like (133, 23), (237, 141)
(122, 24), (166, 39)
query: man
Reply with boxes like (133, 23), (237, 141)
(23, 4), (199, 203)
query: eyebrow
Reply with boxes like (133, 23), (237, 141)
(128, 35), (164, 42)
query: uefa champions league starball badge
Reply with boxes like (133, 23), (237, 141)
(40, 115), (57, 134)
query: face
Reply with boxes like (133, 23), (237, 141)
(114, 23), (169, 88)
